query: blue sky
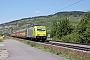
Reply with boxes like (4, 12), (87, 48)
(0, 0), (90, 24)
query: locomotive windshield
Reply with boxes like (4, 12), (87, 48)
(37, 28), (46, 31)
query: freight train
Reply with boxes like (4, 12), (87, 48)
(10, 25), (47, 42)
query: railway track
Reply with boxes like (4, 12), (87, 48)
(37, 40), (90, 58)
(45, 40), (90, 52)
(26, 39), (90, 52)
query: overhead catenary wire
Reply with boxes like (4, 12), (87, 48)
(48, 0), (84, 16)
(58, 0), (84, 11)
(73, 2), (90, 11)
(51, 0), (71, 13)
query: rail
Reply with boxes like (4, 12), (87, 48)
(45, 40), (90, 52)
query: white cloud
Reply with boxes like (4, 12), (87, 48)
(34, 11), (43, 13)
(35, 11), (40, 13)
(33, 11), (44, 16)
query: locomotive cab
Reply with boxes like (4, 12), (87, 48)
(27, 25), (47, 42)
(33, 26), (47, 41)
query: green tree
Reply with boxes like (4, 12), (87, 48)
(51, 20), (58, 37)
(57, 18), (73, 40)
(51, 18), (74, 41)
(75, 12), (90, 43)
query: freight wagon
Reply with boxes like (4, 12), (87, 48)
(10, 25), (47, 42)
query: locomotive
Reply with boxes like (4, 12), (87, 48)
(10, 25), (47, 42)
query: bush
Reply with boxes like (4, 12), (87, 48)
(61, 33), (79, 42)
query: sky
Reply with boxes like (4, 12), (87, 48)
(0, 0), (90, 24)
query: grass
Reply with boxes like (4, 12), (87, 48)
(0, 39), (3, 42)
(0, 36), (4, 42)
(14, 38), (90, 60)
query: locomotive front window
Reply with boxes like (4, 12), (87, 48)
(37, 28), (46, 31)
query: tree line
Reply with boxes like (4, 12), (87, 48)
(51, 12), (90, 44)
(54, 11), (85, 17)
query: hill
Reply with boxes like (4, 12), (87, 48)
(0, 11), (85, 35)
